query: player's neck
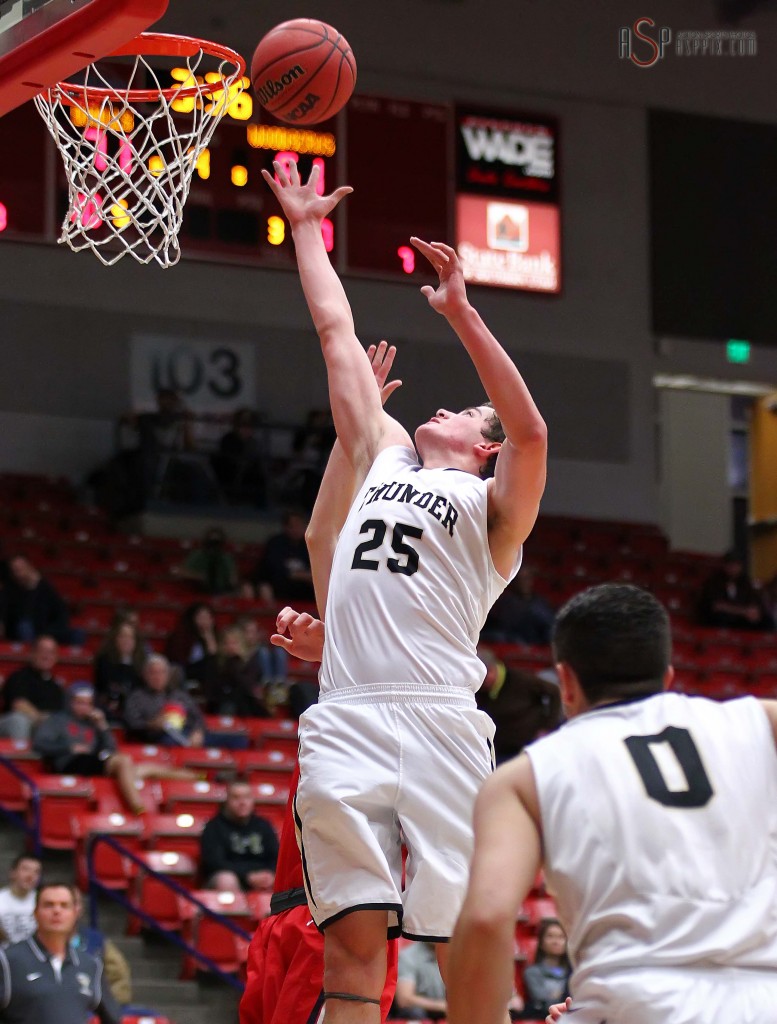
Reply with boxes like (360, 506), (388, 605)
(420, 449), (479, 475)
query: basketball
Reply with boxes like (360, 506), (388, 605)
(251, 19), (356, 126)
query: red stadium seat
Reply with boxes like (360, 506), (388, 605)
(35, 775), (94, 849)
(522, 896), (558, 927)
(160, 779), (227, 817)
(73, 811), (145, 890)
(0, 744), (41, 811)
(231, 749), (295, 787)
(179, 890), (252, 978)
(170, 746), (237, 779)
(144, 813), (208, 859)
(129, 850), (198, 936)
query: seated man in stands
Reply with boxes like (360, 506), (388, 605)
(0, 854), (41, 946)
(34, 681), (196, 815)
(698, 549), (772, 630)
(482, 564), (556, 646)
(201, 779), (279, 894)
(0, 635), (64, 740)
(179, 526), (240, 596)
(123, 654), (205, 747)
(391, 942), (448, 1021)
(247, 510), (315, 605)
(4, 556), (82, 645)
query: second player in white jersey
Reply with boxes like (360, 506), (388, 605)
(529, 692), (777, 998)
(448, 583), (777, 1024)
(320, 445), (519, 694)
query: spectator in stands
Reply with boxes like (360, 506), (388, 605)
(178, 527), (240, 596)
(0, 635), (64, 740)
(280, 408), (336, 510)
(201, 779), (279, 894)
(199, 625), (269, 717)
(517, 919), (571, 1020)
(698, 550), (773, 630)
(476, 646), (562, 764)
(247, 511), (315, 605)
(4, 556), (81, 645)
(482, 565), (556, 646)
(391, 941), (447, 1020)
(0, 882), (122, 1024)
(165, 602), (218, 683)
(212, 407), (267, 507)
(93, 619), (145, 723)
(34, 682), (196, 814)
(123, 654), (205, 747)
(237, 614), (288, 690)
(71, 890), (132, 1007)
(0, 855), (41, 946)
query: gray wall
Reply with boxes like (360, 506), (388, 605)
(1, 0), (777, 535)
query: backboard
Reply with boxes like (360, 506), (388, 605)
(0, 0), (168, 116)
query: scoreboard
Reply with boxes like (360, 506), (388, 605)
(0, 79), (561, 293)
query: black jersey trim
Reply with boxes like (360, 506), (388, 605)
(270, 887), (308, 915)
(402, 930), (451, 943)
(293, 790), (317, 909)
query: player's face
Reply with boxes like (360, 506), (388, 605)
(415, 405), (493, 458)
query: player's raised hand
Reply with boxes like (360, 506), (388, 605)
(545, 997), (572, 1022)
(366, 340), (402, 405)
(410, 238), (469, 318)
(271, 606), (325, 662)
(261, 161), (352, 226)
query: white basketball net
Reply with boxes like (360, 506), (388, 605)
(34, 45), (245, 267)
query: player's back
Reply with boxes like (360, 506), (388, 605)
(526, 692), (777, 1018)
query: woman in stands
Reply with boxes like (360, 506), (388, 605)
(199, 624), (270, 718)
(93, 618), (146, 723)
(517, 919), (572, 1020)
(165, 601), (218, 685)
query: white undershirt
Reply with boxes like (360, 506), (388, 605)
(50, 955), (64, 981)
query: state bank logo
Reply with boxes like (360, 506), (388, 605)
(618, 17), (671, 67)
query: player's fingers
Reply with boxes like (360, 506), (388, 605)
(380, 379), (402, 404)
(261, 168), (281, 195)
(430, 240), (456, 261)
(272, 160), (291, 187)
(330, 185), (354, 205)
(420, 285), (436, 301)
(366, 344), (377, 361)
(288, 613), (315, 635)
(275, 606), (298, 632)
(270, 634), (293, 652)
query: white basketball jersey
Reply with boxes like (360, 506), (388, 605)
(527, 693), (777, 994)
(319, 445), (519, 693)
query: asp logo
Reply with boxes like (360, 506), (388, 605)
(618, 17), (672, 67)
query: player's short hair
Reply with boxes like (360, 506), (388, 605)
(35, 883), (77, 908)
(552, 584), (670, 705)
(479, 402), (504, 480)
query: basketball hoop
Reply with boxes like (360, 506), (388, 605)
(34, 32), (246, 267)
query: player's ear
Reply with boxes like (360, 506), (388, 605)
(474, 440), (501, 464)
(556, 662), (583, 716)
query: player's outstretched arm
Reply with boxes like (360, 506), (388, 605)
(411, 238), (547, 574)
(262, 162), (411, 471)
(306, 341), (402, 614)
(447, 756), (542, 1024)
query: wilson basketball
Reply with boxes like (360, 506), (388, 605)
(251, 19), (356, 126)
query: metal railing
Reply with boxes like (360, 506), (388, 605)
(87, 833), (251, 991)
(0, 756), (41, 855)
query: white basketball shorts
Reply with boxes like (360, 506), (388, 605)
(294, 682), (495, 940)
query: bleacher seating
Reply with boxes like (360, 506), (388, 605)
(1, 471), (775, 1018)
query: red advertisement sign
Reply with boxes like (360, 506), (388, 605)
(456, 194), (561, 293)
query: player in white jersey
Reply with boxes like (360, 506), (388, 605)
(447, 583), (777, 1024)
(262, 161), (547, 1023)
